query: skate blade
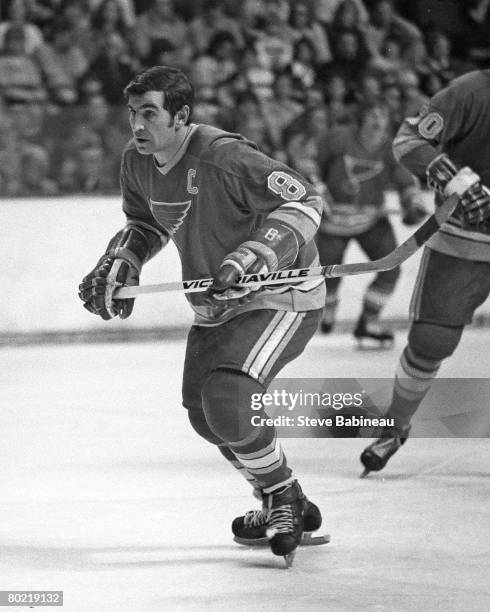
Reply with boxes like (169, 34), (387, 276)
(359, 468), (371, 478)
(234, 532), (330, 547)
(284, 551), (296, 568)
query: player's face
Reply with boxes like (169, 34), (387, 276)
(361, 107), (389, 136)
(127, 91), (178, 157)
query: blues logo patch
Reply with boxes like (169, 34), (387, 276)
(150, 199), (191, 235)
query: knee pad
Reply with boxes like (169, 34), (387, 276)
(186, 406), (223, 445)
(408, 321), (463, 363)
(201, 368), (264, 444)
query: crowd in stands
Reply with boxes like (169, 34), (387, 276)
(0, 0), (489, 197)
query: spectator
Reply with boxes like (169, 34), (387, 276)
(0, 24), (47, 104)
(82, 92), (129, 184)
(425, 29), (462, 87)
(235, 114), (278, 158)
(320, 30), (370, 99)
(322, 73), (354, 126)
(37, 22), (90, 105)
(259, 70), (304, 149)
(217, 90), (260, 132)
(23, 0), (58, 29)
(18, 143), (58, 196)
(9, 99), (48, 144)
(78, 72), (104, 103)
(402, 37), (431, 80)
(52, 0), (94, 62)
(89, 31), (137, 105)
(58, 133), (114, 194)
(190, 31), (240, 93)
(363, 0), (423, 61)
(89, 0), (136, 30)
(289, 1), (331, 65)
(0, 0), (44, 55)
(312, 0), (368, 28)
(91, 0), (137, 58)
(381, 80), (403, 127)
(397, 69), (428, 116)
(368, 35), (405, 77)
(254, 4), (296, 72)
(291, 38), (319, 90)
(327, 0), (368, 42)
(188, 0), (244, 55)
(285, 104), (330, 182)
(0, 109), (21, 196)
(232, 46), (275, 101)
(355, 71), (382, 105)
(133, 0), (191, 64)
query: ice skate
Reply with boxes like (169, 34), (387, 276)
(233, 493), (327, 547)
(232, 480), (325, 566)
(353, 315), (394, 350)
(360, 423), (411, 477)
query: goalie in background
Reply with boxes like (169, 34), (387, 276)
(315, 101), (426, 348)
(361, 69), (490, 476)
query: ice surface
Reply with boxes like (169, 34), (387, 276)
(0, 329), (488, 611)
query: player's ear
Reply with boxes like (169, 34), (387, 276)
(174, 106), (190, 127)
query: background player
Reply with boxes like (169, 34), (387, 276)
(78, 65), (325, 565)
(316, 101), (426, 347)
(361, 69), (490, 474)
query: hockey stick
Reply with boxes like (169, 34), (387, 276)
(114, 194), (457, 299)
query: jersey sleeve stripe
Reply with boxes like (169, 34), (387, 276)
(267, 200), (322, 243)
(267, 208), (318, 243)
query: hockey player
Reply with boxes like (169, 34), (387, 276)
(361, 69), (490, 474)
(316, 101), (426, 347)
(78, 66), (325, 565)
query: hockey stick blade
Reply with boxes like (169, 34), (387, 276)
(114, 194), (458, 299)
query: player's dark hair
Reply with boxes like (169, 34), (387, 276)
(124, 65), (194, 122)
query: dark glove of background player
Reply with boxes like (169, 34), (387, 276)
(207, 221), (300, 308)
(426, 153), (490, 229)
(400, 186), (427, 226)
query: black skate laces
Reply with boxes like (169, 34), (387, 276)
(242, 495), (295, 535)
(243, 508), (270, 528)
(266, 504), (294, 537)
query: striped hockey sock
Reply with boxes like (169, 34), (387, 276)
(229, 427), (292, 490)
(387, 345), (441, 426)
(218, 444), (261, 492)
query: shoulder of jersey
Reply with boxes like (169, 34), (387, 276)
(446, 69), (490, 95)
(187, 124), (260, 168)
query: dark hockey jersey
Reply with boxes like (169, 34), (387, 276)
(120, 124), (326, 325)
(318, 125), (417, 236)
(393, 69), (490, 261)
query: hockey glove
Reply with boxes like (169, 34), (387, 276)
(426, 153), (490, 228)
(400, 187), (427, 226)
(78, 225), (164, 320)
(208, 221), (300, 307)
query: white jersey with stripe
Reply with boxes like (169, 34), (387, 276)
(393, 70), (490, 262)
